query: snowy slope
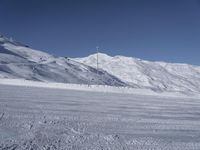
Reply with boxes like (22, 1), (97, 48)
(1, 78), (195, 98)
(74, 53), (200, 94)
(0, 35), (126, 86)
(1, 84), (200, 149)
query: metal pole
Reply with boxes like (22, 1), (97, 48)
(96, 46), (99, 76)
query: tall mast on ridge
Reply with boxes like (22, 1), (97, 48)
(96, 46), (99, 76)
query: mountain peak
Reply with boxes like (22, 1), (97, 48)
(74, 53), (200, 94)
(0, 34), (29, 48)
(0, 34), (8, 42)
(88, 52), (113, 59)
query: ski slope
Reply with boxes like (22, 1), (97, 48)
(0, 83), (200, 149)
(0, 78), (199, 98)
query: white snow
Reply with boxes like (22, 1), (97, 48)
(1, 34), (200, 96)
(0, 83), (200, 149)
(3, 42), (53, 62)
(0, 78), (199, 98)
(74, 53), (200, 94)
(1, 34), (200, 149)
(0, 36), (126, 86)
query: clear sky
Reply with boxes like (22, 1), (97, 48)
(0, 0), (200, 65)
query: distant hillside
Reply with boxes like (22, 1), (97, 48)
(0, 35), (126, 86)
(74, 53), (200, 95)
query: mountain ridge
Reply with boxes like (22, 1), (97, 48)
(1, 34), (200, 95)
(0, 35), (126, 86)
(73, 53), (200, 94)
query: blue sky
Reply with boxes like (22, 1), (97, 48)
(0, 0), (200, 65)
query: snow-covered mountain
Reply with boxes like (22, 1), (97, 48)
(0, 35), (126, 86)
(1, 34), (200, 95)
(74, 53), (200, 94)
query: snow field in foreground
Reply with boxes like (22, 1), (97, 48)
(0, 84), (200, 149)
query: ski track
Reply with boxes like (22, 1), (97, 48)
(0, 85), (200, 150)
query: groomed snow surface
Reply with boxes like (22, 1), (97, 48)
(1, 80), (200, 150)
(1, 35), (200, 149)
